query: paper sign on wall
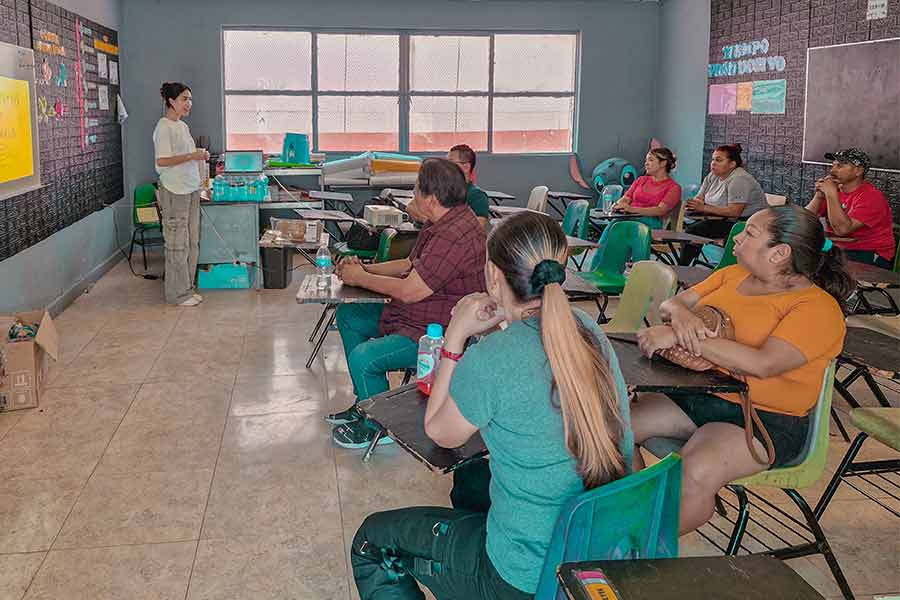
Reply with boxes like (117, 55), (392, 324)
(109, 60), (118, 85)
(751, 79), (786, 114)
(97, 53), (107, 79)
(736, 82), (753, 111)
(708, 83), (737, 115)
(867, 0), (887, 19)
(98, 85), (109, 111)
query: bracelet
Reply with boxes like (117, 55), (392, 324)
(440, 347), (464, 362)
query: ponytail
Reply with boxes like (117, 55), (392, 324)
(811, 245), (856, 314)
(488, 212), (626, 488)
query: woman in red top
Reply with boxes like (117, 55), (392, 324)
(612, 147), (682, 229)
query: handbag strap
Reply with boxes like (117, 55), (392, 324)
(738, 386), (776, 466)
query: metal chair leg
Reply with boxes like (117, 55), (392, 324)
(401, 369), (414, 386)
(140, 229), (148, 270)
(725, 485), (751, 556)
(309, 305), (332, 343)
(814, 433), (868, 520)
(831, 407), (851, 442)
(306, 309), (336, 369)
(594, 295), (609, 324)
(362, 428), (384, 463)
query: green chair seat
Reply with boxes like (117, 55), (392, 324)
(578, 271), (627, 294)
(850, 407), (900, 452)
(333, 241), (376, 260)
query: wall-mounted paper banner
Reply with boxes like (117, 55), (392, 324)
(736, 82), (753, 111)
(751, 79), (786, 114)
(109, 61), (118, 85)
(97, 53), (108, 79)
(708, 83), (737, 115)
(94, 37), (118, 55)
(98, 85), (109, 111)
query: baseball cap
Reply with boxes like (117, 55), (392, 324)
(824, 148), (870, 171)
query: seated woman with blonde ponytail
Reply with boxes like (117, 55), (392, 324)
(350, 212), (633, 600)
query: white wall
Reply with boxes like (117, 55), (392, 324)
(655, 0), (710, 188)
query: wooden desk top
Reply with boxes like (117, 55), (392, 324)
(589, 210), (638, 220)
(673, 265), (714, 288)
(293, 208), (359, 222)
(566, 236), (598, 250)
(484, 190), (515, 201)
(848, 261), (899, 286)
(563, 268), (603, 296)
(652, 229), (716, 245)
(308, 190), (354, 204)
(295, 275), (390, 305)
(548, 190), (593, 201)
(490, 205), (542, 217)
(558, 556), (824, 600)
(842, 326), (900, 375)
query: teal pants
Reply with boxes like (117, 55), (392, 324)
(336, 303), (418, 401)
(351, 507), (531, 600)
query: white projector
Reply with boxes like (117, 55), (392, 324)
(363, 205), (407, 227)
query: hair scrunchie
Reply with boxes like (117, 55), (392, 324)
(822, 238), (833, 252)
(530, 259), (567, 295)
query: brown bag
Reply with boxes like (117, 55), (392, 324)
(657, 306), (776, 466)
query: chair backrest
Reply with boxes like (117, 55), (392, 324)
(713, 221), (747, 271)
(527, 186), (550, 213)
(376, 227), (417, 262)
(604, 261), (677, 333)
(534, 453), (682, 600)
(765, 193), (788, 206)
(663, 200), (687, 232)
(590, 221), (652, 275)
(562, 200), (590, 240)
(133, 183), (159, 225)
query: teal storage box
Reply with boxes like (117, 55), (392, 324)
(197, 264), (255, 289)
(212, 174), (270, 202)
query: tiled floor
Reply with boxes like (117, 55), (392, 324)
(1, 255), (897, 600)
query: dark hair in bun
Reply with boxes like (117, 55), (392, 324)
(160, 82), (191, 108)
(715, 143), (743, 167)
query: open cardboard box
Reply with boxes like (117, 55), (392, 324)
(0, 310), (59, 412)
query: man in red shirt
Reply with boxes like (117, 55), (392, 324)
(327, 158), (487, 448)
(805, 148), (896, 268)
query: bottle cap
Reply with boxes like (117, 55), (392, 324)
(426, 323), (443, 338)
(320, 232), (330, 245)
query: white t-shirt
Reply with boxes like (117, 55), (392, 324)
(152, 117), (202, 195)
(697, 167), (767, 217)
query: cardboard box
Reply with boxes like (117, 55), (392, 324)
(0, 310), (59, 412)
(269, 218), (322, 243)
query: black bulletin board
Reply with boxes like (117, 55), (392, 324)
(0, 0), (123, 262)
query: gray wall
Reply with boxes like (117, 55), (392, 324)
(0, 0), (128, 314)
(655, 0), (711, 189)
(120, 0), (661, 206)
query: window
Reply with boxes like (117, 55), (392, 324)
(223, 29), (578, 154)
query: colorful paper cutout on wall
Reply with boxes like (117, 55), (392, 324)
(94, 37), (118, 55)
(54, 99), (66, 118)
(56, 62), (67, 87)
(751, 79), (786, 114)
(36, 41), (65, 56)
(736, 82), (753, 111)
(86, 118), (99, 127)
(40, 59), (52, 85)
(38, 96), (49, 123)
(708, 83), (737, 115)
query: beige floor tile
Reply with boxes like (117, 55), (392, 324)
(96, 416), (226, 475)
(0, 478), (83, 553)
(50, 345), (162, 387)
(202, 460), (340, 540)
(230, 374), (327, 417)
(237, 331), (329, 379)
(0, 410), (25, 442)
(0, 552), (45, 600)
(54, 469), (213, 549)
(144, 334), (244, 386)
(187, 532), (348, 600)
(23, 542), (195, 600)
(123, 380), (233, 423)
(218, 412), (333, 468)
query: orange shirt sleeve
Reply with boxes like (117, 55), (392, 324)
(770, 294), (846, 362)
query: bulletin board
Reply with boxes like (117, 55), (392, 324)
(0, 0), (123, 261)
(0, 43), (41, 201)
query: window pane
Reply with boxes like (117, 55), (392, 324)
(318, 96), (399, 151)
(409, 96), (488, 152)
(225, 95), (312, 154)
(410, 36), (489, 92)
(224, 30), (311, 91)
(492, 97), (574, 153)
(494, 34), (577, 92)
(317, 34), (399, 91)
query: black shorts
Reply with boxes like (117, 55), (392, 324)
(666, 392), (810, 468)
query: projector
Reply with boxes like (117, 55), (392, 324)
(363, 205), (407, 227)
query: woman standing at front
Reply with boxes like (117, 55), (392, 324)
(153, 82), (209, 306)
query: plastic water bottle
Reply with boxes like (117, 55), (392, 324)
(601, 188), (614, 211)
(315, 233), (333, 291)
(416, 323), (445, 396)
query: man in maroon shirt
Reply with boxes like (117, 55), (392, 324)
(805, 148), (896, 268)
(327, 158), (487, 448)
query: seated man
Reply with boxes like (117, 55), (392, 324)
(327, 158), (488, 448)
(407, 144), (491, 227)
(805, 148), (895, 269)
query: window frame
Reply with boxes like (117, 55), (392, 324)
(222, 27), (581, 156)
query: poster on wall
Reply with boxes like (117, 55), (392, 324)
(866, 0), (887, 19)
(736, 82), (753, 111)
(708, 83), (737, 115)
(97, 52), (107, 79)
(98, 84), (109, 110)
(109, 60), (118, 85)
(751, 79), (786, 114)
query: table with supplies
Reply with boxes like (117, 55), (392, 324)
(296, 274), (390, 368)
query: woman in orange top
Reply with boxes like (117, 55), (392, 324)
(631, 204), (854, 534)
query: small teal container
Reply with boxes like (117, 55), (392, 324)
(281, 133), (310, 164)
(197, 264), (255, 289)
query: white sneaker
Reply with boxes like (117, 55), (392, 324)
(179, 297), (201, 307)
(193, 293), (203, 302)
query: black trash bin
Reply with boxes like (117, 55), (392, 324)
(261, 246), (292, 289)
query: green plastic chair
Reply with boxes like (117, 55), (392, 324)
(581, 221), (652, 294)
(129, 183), (163, 270)
(562, 200), (591, 269)
(534, 453), (682, 600)
(603, 261), (677, 334)
(696, 221), (746, 270)
(333, 226), (407, 262)
(642, 362), (853, 599)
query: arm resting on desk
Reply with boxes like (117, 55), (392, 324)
(365, 258), (412, 278)
(699, 336), (806, 379)
(350, 268), (434, 304)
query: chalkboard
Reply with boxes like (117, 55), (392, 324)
(0, 1), (123, 262)
(802, 38), (900, 172)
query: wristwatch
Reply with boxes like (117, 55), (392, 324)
(440, 347), (464, 362)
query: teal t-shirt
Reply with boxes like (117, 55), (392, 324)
(467, 183), (491, 219)
(449, 309), (632, 593)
